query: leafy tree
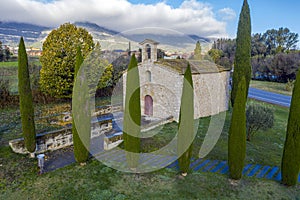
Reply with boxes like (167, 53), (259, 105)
(281, 69), (300, 186)
(18, 37), (36, 153)
(193, 41), (202, 60)
(263, 28), (299, 54)
(228, 77), (247, 180)
(246, 102), (274, 141)
(40, 23), (94, 98)
(208, 49), (223, 63)
(178, 63), (194, 175)
(251, 33), (267, 57)
(271, 53), (300, 82)
(211, 38), (236, 68)
(72, 46), (89, 164)
(123, 54), (141, 169)
(111, 55), (130, 85)
(231, 0), (251, 107)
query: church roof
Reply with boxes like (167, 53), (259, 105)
(139, 39), (159, 45)
(154, 59), (231, 74)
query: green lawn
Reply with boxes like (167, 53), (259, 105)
(250, 80), (292, 96)
(0, 61), (18, 68)
(1, 100), (299, 199)
(0, 60), (41, 94)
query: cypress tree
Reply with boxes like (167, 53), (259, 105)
(281, 69), (300, 186)
(231, 0), (251, 107)
(193, 41), (202, 60)
(178, 63), (194, 175)
(228, 77), (247, 180)
(123, 54), (141, 169)
(18, 37), (36, 153)
(72, 46), (90, 164)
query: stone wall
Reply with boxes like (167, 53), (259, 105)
(9, 119), (113, 155)
(123, 62), (230, 122)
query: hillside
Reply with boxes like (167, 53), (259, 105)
(0, 21), (212, 52)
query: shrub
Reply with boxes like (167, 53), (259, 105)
(246, 102), (274, 141)
(285, 79), (295, 92)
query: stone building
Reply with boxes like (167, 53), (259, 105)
(123, 39), (230, 122)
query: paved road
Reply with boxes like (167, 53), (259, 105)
(248, 87), (291, 107)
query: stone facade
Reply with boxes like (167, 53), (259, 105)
(123, 39), (230, 122)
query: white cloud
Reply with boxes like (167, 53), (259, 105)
(218, 8), (236, 21)
(0, 0), (228, 38)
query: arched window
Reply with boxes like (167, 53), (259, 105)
(146, 44), (151, 59)
(146, 70), (151, 82)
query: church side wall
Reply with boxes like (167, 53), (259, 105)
(123, 64), (230, 122)
(193, 71), (230, 119)
(123, 63), (183, 121)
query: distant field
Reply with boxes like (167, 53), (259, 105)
(0, 60), (41, 94)
(250, 80), (292, 96)
(0, 61), (18, 68)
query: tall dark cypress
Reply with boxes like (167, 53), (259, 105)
(228, 77), (247, 180)
(123, 54), (141, 169)
(72, 46), (89, 164)
(281, 69), (300, 186)
(18, 37), (36, 153)
(228, 0), (251, 180)
(178, 63), (194, 174)
(231, 0), (251, 107)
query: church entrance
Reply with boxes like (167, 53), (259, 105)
(144, 95), (153, 116)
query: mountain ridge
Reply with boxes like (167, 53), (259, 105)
(0, 21), (211, 52)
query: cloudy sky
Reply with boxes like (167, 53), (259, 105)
(0, 0), (299, 39)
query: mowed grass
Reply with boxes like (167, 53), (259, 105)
(1, 100), (299, 199)
(250, 80), (292, 96)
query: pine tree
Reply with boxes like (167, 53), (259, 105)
(18, 37), (36, 153)
(281, 69), (300, 186)
(123, 54), (141, 169)
(231, 0), (251, 107)
(72, 46), (90, 164)
(228, 77), (247, 180)
(194, 41), (202, 60)
(178, 63), (194, 175)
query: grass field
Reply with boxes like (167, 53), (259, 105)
(250, 80), (292, 96)
(0, 60), (41, 94)
(0, 61), (18, 67)
(1, 100), (299, 199)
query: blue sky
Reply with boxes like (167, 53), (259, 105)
(1, 0), (299, 42)
(128, 0), (300, 37)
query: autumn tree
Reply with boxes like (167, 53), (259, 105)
(178, 63), (194, 175)
(123, 54), (141, 170)
(281, 69), (300, 186)
(40, 23), (94, 98)
(18, 37), (36, 154)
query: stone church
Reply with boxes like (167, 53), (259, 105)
(123, 39), (230, 122)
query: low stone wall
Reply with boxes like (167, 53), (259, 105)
(9, 119), (113, 154)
